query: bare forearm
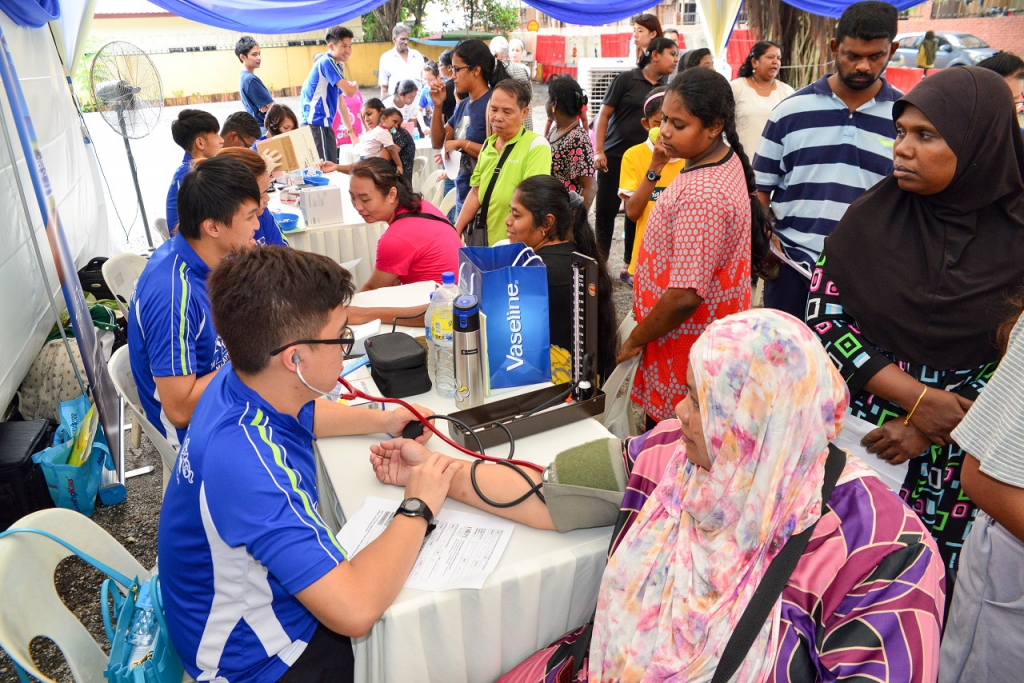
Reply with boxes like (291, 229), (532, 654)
(863, 365), (926, 413)
(624, 184), (652, 222)
(454, 191), (481, 235)
(756, 191), (771, 211)
(582, 176), (597, 210)
(431, 118), (447, 149)
(446, 457), (555, 529)
(631, 289), (701, 346)
(962, 454), (1024, 543)
(298, 514), (427, 636)
(594, 108), (610, 152)
(346, 304), (427, 327)
(313, 400), (391, 437)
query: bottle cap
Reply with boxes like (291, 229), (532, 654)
(441, 271), (455, 285)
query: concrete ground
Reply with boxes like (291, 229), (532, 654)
(0, 82), (638, 681)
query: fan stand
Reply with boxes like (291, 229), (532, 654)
(114, 105), (154, 248)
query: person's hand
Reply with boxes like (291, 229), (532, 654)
(910, 389), (972, 446)
(370, 438), (432, 487)
(649, 138), (669, 175)
(594, 150), (608, 172)
(430, 80), (446, 106)
(433, 152), (444, 166)
(444, 138), (463, 155)
(384, 405), (434, 444)
(319, 161), (339, 173)
(861, 420), (932, 465)
(403, 450), (463, 516)
(261, 149), (283, 174)
(616, 336), (644, 365)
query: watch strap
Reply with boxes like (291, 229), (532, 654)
(396, 497), (436, 536)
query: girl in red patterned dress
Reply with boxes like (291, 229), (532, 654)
(617, 68), (773, 428)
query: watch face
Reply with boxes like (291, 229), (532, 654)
(404, 498), (422, 512)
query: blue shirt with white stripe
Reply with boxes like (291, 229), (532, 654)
(127, 233), (229, 446)
(752, 75), (902, 265)
(165, 152), (192, 233)
(300, 54), (346, 127)
(255, 207), (288, 246)
(159, 367), (345, 683)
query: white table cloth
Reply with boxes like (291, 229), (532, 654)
(316, 286), (614, 683)
(267, 171), (387, 288)
(338, 136), (438, 167)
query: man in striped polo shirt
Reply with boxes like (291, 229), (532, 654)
(128, 156), (261, 446)
(753, 1), (901, 319)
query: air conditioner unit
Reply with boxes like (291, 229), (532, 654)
(577, 57), (634, 107)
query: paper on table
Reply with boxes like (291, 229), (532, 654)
(337, 496), (515, 591)
(833, 413), (910, 494)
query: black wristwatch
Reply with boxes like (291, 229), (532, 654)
(646, 170), (661, 182)
(396, 497), (436, 537)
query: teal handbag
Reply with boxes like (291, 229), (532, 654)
(0, 528), (184, 683)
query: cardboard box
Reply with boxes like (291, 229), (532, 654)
(255, 127), (320, 172)
(299, 184), (346, 226)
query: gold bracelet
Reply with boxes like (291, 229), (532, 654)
(904, 386), (929, 426)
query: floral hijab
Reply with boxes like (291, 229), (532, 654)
(590, 310), (849, 682)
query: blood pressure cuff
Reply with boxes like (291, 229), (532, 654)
(543, 438), (627, 533)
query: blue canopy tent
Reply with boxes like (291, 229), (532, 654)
(2, 0), (927, 33)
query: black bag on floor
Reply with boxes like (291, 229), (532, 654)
(0, 420), (56, 531)
(78, 257), (115, 301)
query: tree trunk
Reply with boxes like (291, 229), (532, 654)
(746, 0), (834, 88)
(370, 0), (404, 42)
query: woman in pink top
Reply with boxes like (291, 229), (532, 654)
(349, 157), (462, 291)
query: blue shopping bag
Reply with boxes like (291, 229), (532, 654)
(458, 244), (551, 390)
(32, 395), (112, 517)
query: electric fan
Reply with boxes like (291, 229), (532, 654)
(90, 41), (164, 247)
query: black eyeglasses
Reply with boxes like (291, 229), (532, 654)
(452, 65), (472, 74)
(270, 326), (355, 357)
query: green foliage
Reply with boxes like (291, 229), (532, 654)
(439, 0), (518, 33)
(71, 36), (105, 112)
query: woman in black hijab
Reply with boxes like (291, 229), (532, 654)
(806, 66), (1024, 599)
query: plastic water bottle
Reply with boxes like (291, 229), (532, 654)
(126, 583), (156, 668)
(424, 292), (436, 379)
(428, 272), (459, 398)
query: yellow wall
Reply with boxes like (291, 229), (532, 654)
(149, 41), (448, 98)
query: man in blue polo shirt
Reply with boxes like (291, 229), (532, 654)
(159, 246), (458, 682)
(165, 109), (222, 232)
(300, 25), (358, 164)
(130, 155), (260, 446)
(753, 0), (901, 319)
(236, 36), (274, 130)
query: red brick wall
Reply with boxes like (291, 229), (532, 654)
(897, 15), (1024, 56)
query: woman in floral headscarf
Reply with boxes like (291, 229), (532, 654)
(373, 309), (947, 681)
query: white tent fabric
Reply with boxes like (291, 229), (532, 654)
(0, 10), (111, 414)
(696, 0), (746, 62)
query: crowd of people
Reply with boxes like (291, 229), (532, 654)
(126, 4), (1024, 681)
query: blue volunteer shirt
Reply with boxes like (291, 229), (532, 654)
(159, 367), (345, 683)
(255, 207), (288, 246)
(240, 70), (274, 128)
(165, 152), (192, 233)
(450, 91), (492, 202)
(300, 54), (346, 127)
(752, 75), (902, 265)
(127, 233), (228, 445)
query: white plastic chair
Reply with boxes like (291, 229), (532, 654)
(438, 188), (457, 217)
(107, 346), (178, 492)
(0, 508), (149, 683)
(422, 169), (445, 202)
(412, 156), (427, 191)
(101, 253), (147, 318)
(153, 217), (170, 242)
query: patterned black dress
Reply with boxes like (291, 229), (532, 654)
(806, 252), (996, 599)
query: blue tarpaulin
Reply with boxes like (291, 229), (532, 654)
(0, 0), (926, 37)
(0, 0), (60, 28)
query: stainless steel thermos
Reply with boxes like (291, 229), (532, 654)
(453, 295), (484, 408)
